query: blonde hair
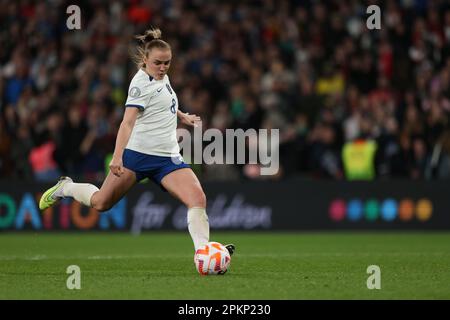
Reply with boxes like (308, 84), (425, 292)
(132, 28), (171, 69)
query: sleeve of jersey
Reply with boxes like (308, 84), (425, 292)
(125, 79), (152, 110)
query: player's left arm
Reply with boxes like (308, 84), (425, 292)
(177, 110), (201, 127)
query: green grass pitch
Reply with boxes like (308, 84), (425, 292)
(0, 232), (449, 299)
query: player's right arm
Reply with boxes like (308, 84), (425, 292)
(110, 107), (139, 177)
(111, 71), (152, 177)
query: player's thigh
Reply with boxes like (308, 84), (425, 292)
(94, 167), (137, 207)
(161, 168), (206, 207)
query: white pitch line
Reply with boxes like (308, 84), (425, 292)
(0, 251), (448, 261)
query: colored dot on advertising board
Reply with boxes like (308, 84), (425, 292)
(381, 199), (397, 221)
(329, 199), (346, 221)
(347, 199), (363, 221)
(365, 199), (379, 221)
(398, 199), (414, 221)
(416, 199), (432, 221)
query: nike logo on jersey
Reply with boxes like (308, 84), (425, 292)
(156, 87), (163, 92)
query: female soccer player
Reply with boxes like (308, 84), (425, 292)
(39, 28), (234, 256)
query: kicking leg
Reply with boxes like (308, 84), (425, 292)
(161, 168), (209, 250)
(39, 168), (137, 212)
(88, 168), (137, 211)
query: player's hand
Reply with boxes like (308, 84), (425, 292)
(180, 112), (201, 127)
(109, 158), (125, 177)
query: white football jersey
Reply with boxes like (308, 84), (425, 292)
(125, 69), (180, 157)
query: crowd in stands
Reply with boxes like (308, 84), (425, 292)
(1, 0), (449, 182)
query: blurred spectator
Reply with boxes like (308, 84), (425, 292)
(55, 104), (88, 178)
(426, 130), (450, 179)
(308, 122), (343, 179)
(0, 116), (12, 176)
(410, 136), (428, 179)
(342, 138), (377, 180)
(29, 139), (60, 182)
(10, 124), (34, 179)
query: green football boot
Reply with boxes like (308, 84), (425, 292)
(39, 176), (73, 210)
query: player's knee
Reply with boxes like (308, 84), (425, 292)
(90, 192), (114, 212)
(92, 199), (113, 212)
(190, 189), (206, 208)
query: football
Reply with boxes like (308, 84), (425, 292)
(194, 242), (231, 275)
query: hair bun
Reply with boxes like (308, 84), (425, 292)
(146, 29), (161, 40)
(136, 28), (162, 43)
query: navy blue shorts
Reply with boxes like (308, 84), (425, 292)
(122, 149), (190, 190)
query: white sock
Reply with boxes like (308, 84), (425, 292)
(62, 182), (99, 207)
(187, 207), (210, 250)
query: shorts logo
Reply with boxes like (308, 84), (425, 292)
(171, 155), (184, 165)
(129, 87), (141, 98)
